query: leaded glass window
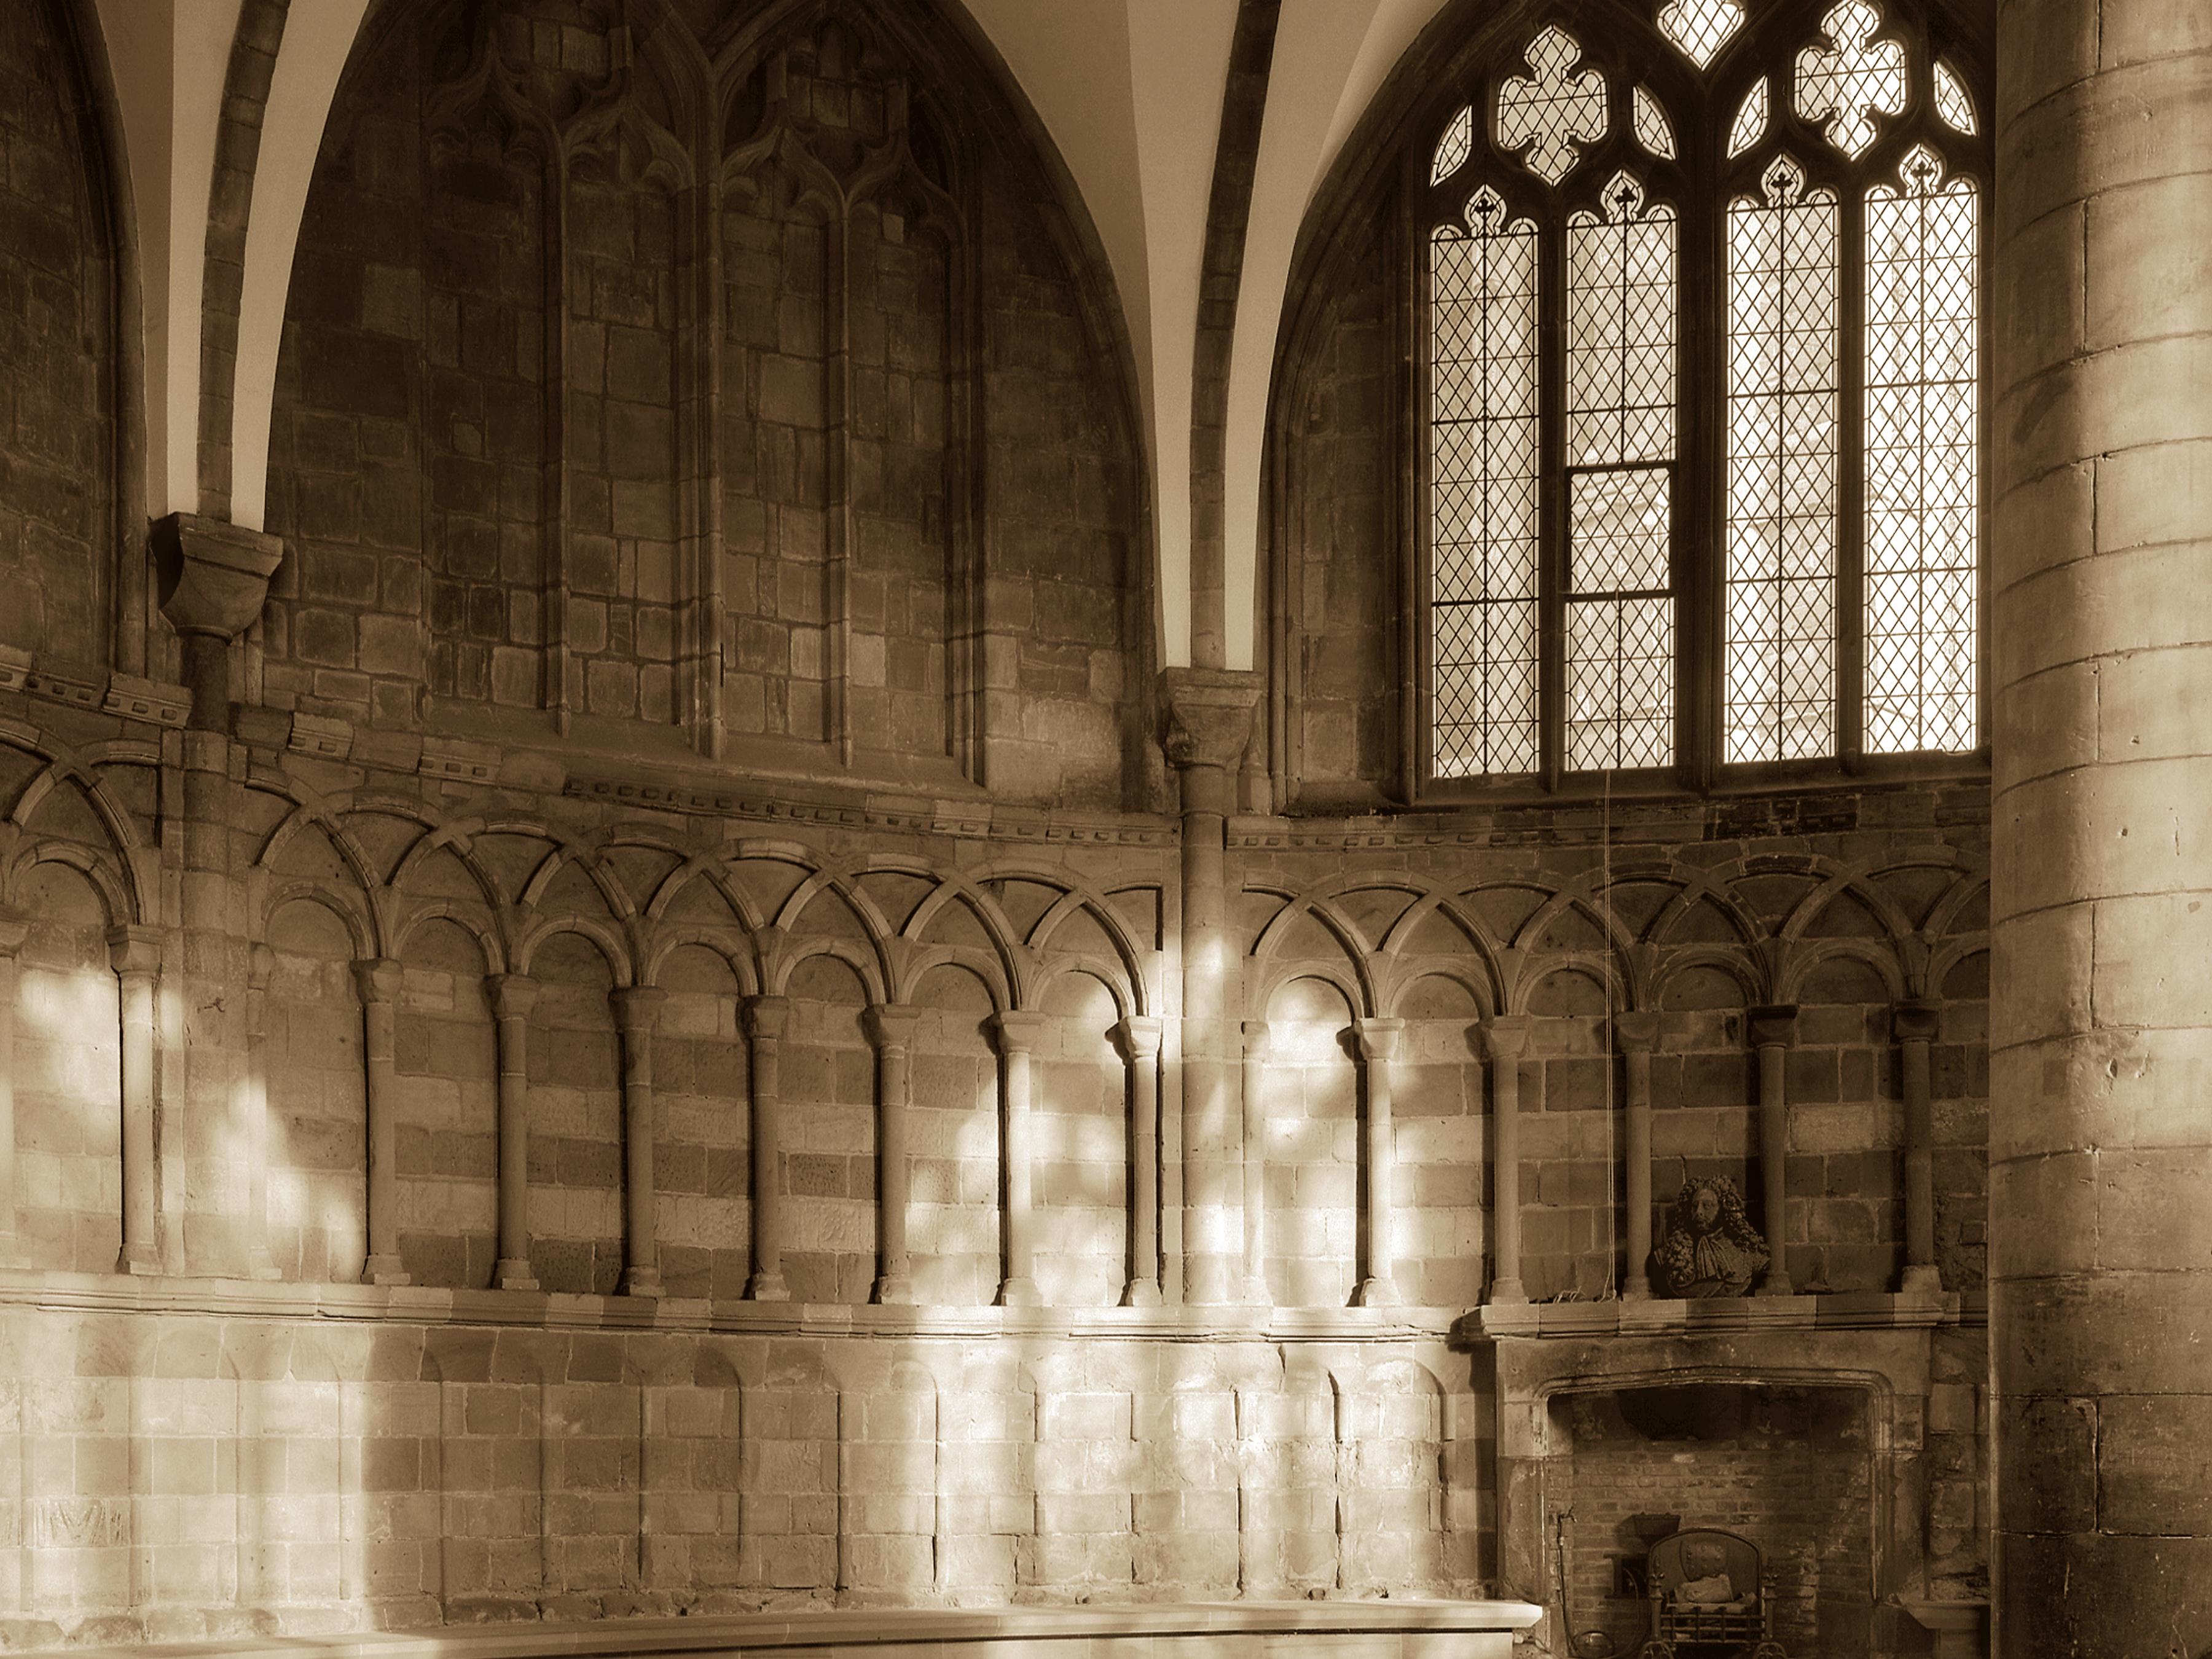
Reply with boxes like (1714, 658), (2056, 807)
(1410, 2), (1986, 791)
(1865, 144), (1979, 753)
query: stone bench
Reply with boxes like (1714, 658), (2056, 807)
(68, 1601), (1545, 1659)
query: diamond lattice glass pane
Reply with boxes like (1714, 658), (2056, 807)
(1497, 26), (1608, 186)
(1658, 0), (1745, 69)
(1430, 192), (1541, 776)
(1728, 77), (1769, 157)
(1433, 104), (1475, 184)
(1932, 61), (1976, 135)
(1796, 0), (1907, 159)
(1571, 467), (1671, 594)
(1864, 146), (1979, 753)
(1567, 171), (1677, 466)
(1567, 596), (1676, 769)
(1633, 86), (1678, 159)
(1725, 155), (1838, 762)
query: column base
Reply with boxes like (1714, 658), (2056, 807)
(1352, 1276), (1399, 1309)
(1239, 1273), (1273, 1307)
(247, 1248), (283, 1282)
(1900, 1263), (1944, 1298)
(495, 1259), (540, 1292)
(747, 1271), (790, 1302)
(1623, 1275), (1651, 1301)
(1757, 1272), (1795, 1296)
(1487, 1277), (1529, 1306)
(872, 1274), (917, 1306)
(996, 1276), (1043, 1308)
(118, 1244), (162, 1276)
(363, 1254), (411, 1287)
(1121, 1278), (1163, 1308)
(1181, 1255), (1243, 1306)
(619, 1267), (663, 1298)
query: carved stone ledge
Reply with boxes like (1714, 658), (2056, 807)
(0, 646), (190, 730)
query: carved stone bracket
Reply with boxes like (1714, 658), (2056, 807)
(153, 512), (285, 729)
(1158, 667), (1263, 772)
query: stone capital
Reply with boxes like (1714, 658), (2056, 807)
(0, 905), (28, 959)
(611, 986), (667, 1033)
(1614, 1010), (1663, 1053)
(1116, 1014), (1164, 1062)
(488, 974), (540, 1021)
(1482, 1014), (1532, 1059)
(153, 512), (286, 641)
(742, 994), (791, 1041)
(1239, 1018), (1271, 1061)
(1158, 666), (1262, 772)
(1892, 999), (1942, 1045)
(351, 958), (405, 1005)
(248, 942), (276, 993)
(989, 1009), (1051, 1054)
(1747, 1004), (1800, 1049)
(1352, 1016), (1405, 1062)
(106, 924), (162, 981)
(864, 1002), (924, 1050)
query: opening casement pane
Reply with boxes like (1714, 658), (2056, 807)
(1864, 145), (1979, 753)
(1568, 468), (1676, 771)
(1567, 171), (1677, 466)
(1725, 156), (1839, 763)
(1430, 190), (1541, 777)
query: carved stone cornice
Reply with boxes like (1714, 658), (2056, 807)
(1158, 667), (1262, 772)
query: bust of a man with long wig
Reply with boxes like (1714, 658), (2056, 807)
(1652, 1173), (1768, 1298)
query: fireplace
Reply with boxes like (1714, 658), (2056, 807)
(1485, 1300), (1962, 1659)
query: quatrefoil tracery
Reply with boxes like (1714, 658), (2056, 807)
(1497, 26), (1609, 187)
(1795, 0), (1908, 159)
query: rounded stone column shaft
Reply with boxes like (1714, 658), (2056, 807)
(108, 927), (162, 1276)
(1615, 1010), (1663, 1300)
(242, 943), (278, 1279)
(1483, 1016), (1531, 1305)
(0, 910), (26, 1249)
(990, 1010), (1049, 1308)
(1992, 3), (2212, 1648)
(1239, 1019), (1271, 1304)
(1748, 1005), (1797, 1296)
(352, 958), (409, 1286)
(865, 1002), (922, 1305)
(1893, 1000), (1943, 1295)
(1118, 1014), (1164, 1308)
(488, 975), (541, 1291)
(1352, 1017), (1404, 1308)
(612, 986), (667, 1297)
(743, 995), (792, 1302)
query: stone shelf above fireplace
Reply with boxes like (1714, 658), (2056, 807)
(1466, 1287), (1980, 1341)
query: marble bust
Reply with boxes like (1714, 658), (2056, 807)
(1652, 1174), (1769, 1298)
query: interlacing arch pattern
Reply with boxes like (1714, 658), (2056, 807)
(1244, 850), (1986, 1019)
(0, 731), (155, 930)
(242, 777), (1154, 1020)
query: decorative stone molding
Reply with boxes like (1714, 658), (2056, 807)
(0, 647), (190, 729)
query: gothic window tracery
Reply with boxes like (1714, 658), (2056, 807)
(1411, 1), (1987, 793)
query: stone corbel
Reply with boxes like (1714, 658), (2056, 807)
(153, 512), (285, 729)
(1158, 667), (1264, 776)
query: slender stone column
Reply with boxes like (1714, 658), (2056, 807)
(1483, 1016), (1531, 1305)
(990, 1010), (1049, 1308)
(108, 926), (162, 1275)
(1893, 1000), (1943, 1296)
(1747, 1005), (1797, 1295)
(352, 959), (410, 1285)
(865, 1002), (922, 1305)
(1352, 1017), (1404, 1308)
(1991, 5), (2212, 1644)
(1238, 1019), (1272, 1304)
(743, 995), (792, 1302)
(488, 974), (539, 1292)
(612, 987), (667, 1296)
(1160, 666), (1262, 1304)
(1615, 1010), (1662, 1300)
(243, 944), (278, 1279)
(1116, 1014), (1164, 1307)
(0, 910), (26, 1252)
